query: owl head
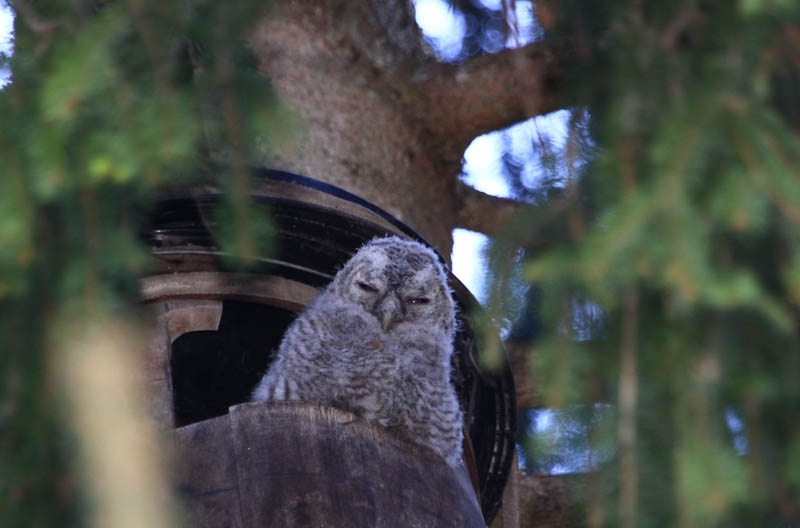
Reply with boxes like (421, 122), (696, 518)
(330, 236), (456, 338)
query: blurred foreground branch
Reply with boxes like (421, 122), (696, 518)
(55, 316), (181, 528)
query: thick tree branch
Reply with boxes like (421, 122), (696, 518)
(413, 41), (565, 159)
(455, 179), (583, 260)
(455, 181), (569, 247)
(455, 181), (532, 236)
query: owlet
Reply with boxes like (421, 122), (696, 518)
(252, 236), (463, 467)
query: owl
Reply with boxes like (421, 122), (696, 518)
(252, 236), (463, 467)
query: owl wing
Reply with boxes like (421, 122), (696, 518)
(252, 300), (377, 407)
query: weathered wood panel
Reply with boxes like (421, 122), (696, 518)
(141, 272), (320, 311)
(491, 455), (520, 528)
(163, 299), (223, 343)
(173, 402), (486, 527)
(144, 302), (175, 429)
(174, 415), (244, 528)
(144, 299), (224, 429)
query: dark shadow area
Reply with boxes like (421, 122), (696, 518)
(171, 300), (295, 427)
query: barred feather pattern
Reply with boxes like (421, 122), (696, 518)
(252, 236), (463, 467)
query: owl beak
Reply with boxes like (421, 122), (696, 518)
(381, 311), (396, 332)
(377, 295), (402, 332)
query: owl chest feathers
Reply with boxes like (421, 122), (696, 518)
(257, 296), (450, 419)
(307, 298), (448, 385)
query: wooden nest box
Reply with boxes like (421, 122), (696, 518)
(141, 170), (516, 526)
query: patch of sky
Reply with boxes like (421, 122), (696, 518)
(0, 1), (13, 88)
(476, 0), (503, 10)
(462, 109), (573, 202)
(506, 1), (541, 47)
(725, 408), (748, 456)
(520, 405), (749, 475)
(571, 297), (604, 341)
(461, 132), (513, 198)
(413, 0), (540, 62)
(413, 0), (467, 62)
(451, 228), (490, 303)
(520, 405), (616, 474)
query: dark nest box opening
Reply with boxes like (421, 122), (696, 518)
(143, 170), (516, 523)
(170, 301), (294, 427)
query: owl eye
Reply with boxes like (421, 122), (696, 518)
(357, 281), (379, 293)
(407, 297), (430, 305)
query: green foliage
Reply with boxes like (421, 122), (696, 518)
(492, 0), (800, 525)
(0, 1), (283, 525)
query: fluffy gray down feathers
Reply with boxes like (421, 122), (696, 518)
(252, 236), (463, 467)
